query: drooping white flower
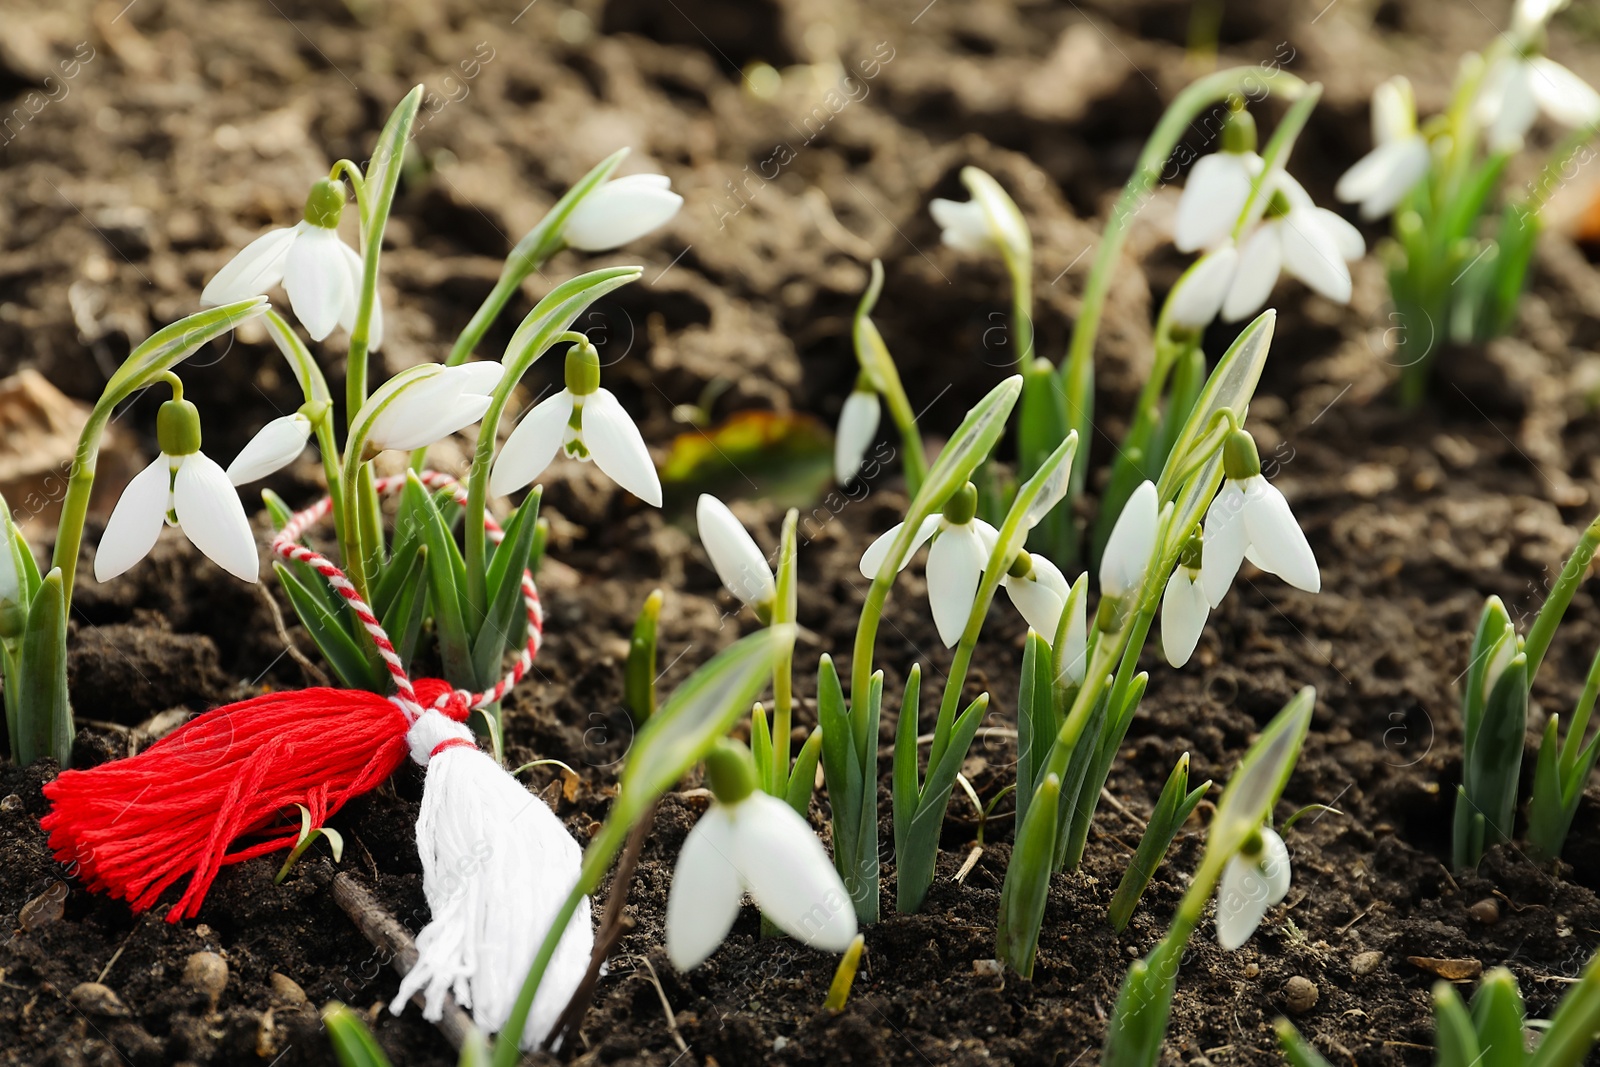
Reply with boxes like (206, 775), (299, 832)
(97, 394), (257, 584)
(1000, 551), (1069, 639)
(696, 494), (776, 611)
(666, 743), (857, 971)
(1168, 245), (1240, 330)
(1176, 153), (1263, 253)
(1222, 173), (1365, 322)
(929, 168), (1030, 265)
(1216, 826), (1291, 950)
(1513, 0), (1567, 34)
(1161, 530), (1209, 668)
(1201, 430), (1319, 607)
(0, 524), (23, 606)
(489, 341), (660, 506)
(201, 178), (382, 347)
(562, 173), (683, 252)
(1336, 77), (1432, 221)
(363, 362), (504, 454)
(835, 387), (881, 485)
(1476, 50), (1600, 153)
(1099, 480), (1159, 601)
(859, 483), (999, 647)
(227, 412), (313, 486)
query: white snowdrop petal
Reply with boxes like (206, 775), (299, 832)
(581, 388), (662, 507)
(1529, 57), (1600, 128)
(1359, 139), (1430, 220)
(697, 494), (776, 607)
(94, 455), (172, 582)
(1240, 477), (1320, 594)
(283, 227), (352, 341)
(835, 391), (881, 485)
(665, 809), (745, 971)
(1216, 852), (1274, 950)
(1372, 76), (1415, 145)
(490, 390), (575, 497)
(1335, 143), (1401, 205)
(1099, 481), (1158, 598)
(1004, 569), (1066, 639)
(1313, 207), (1366, 263)
(1487, 60), (1539, 151)
(1061, 584), (1088, 685)
(564, 178), (683, 252)
(1201, 483), (1250, 608)
(1160, 568), (1209, 668)
(926, 525), (988, 648)
(930, 198), (993, 254)
(973, 519), (1001, 557)
(859, 515), (940, 580)
(1222, 224), (1283, 323)
(336, 241), (382, 351)
(733, 794), (858, 953)
(227, 413), (312, 486)
(200, 226), (297, 306)
(1280, 212), (1353, 304)
(174, 452), (259, 583)
(1168, 245), (1238, 329)
(1175, 154), (1254, 253)
(1258, 828), (1292, 904)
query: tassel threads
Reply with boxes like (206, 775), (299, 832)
(395, 705), (592, 1049)
(41, 687), (414, 922)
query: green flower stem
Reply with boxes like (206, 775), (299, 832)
(52, 404), (113, 601)
(1059, 66), (1309, 549)
(329, 159), (369, 224)
(462, 330), (589, 624)
(770, 510), (799, 795)
(1009, 256), (1034, 372)
(1229, 85), (1323, 245)
(854, 260), (928, 497)
(1525, 508), (1600, 686)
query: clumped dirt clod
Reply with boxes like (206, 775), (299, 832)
(4, 0), (1600, 1065)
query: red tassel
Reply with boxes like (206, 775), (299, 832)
(41, 679), (463, 922)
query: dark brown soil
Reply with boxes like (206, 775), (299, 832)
(5, 0), (1600, 1065)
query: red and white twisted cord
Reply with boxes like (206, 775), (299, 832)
(269, 470), (544, 719)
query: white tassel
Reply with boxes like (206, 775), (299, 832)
(393, 708), (593, 1048)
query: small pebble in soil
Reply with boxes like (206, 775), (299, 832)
(773, 1036), (790, 1052)
(1243, 962), (1260, 979)
(1469, 897), (1501, 924)
(69, 982), (130, 1018)
(0, 793), (22, 812)
(1284, 976), (1319, 1014)
(1351, 951), (1384, 976)
(972, 959), (1003, 977)
(269, 972), (309, 1008)
(19, 882), (66, 930)
(183, 951), (229, 1009)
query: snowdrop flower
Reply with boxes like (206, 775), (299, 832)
(363, 362), (504, 454)
(859, 482), (999, 647)
(562, 173), (683, 252)
(1201, 430), (1319, 607)
(929, 169), (1029, 265)
(1216, 826), (1291, 949)
(1222, 173), (1365, 322)
(1099, 480), (1158, 604)
(1161, 528), (1208, 668)
(1168, 245), (1240, 330)
(1175, 110), (1263, 254)
(227, 412), (313, 486)
(696, 494), (776, 614)
(96, 388), (257, 584)
(1336, 77), (1432, 221)
(1476, 47), (1600, 153)
(1513, 0), (1567, 34)
(667, 741), (857, 971)
(201, 178), (381, 347)
(489, 340), (661, 506)
(835, 383), (881, 485)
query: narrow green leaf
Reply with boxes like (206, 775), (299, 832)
(614, 626), (787, 830)
(1530, 948), (1600, 1067)
(1275, 1019), (1335, 1067)
(362, 86), (423, 251)
(323, 1003), (395, 1067)
(751, 702), (773, 783)
(1015, 631), (1052, 830)
(996, 773), (1059, 977)
(16, 569), (71, 766)
(623, 589), (663, 723)
(1209, 686), (1315, 862)
(1103, 937), (1182, 1067)
(1436, 982), (1483, 1067)
(471, 488), (542, 684)
(817, 654), (854, 837)
(785, 725), (824, 817)
(892, 664), (923, 856)
(1471, 968), (1528, 1067)
(1108, 752), (1196, 932)
(898, 693), (989, 914)
(274, 564), (385, 691)
(404, 472), (473, 683)
(378, 545), (430, 670)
